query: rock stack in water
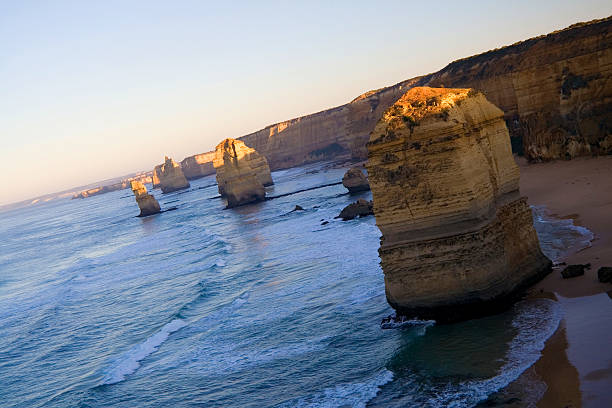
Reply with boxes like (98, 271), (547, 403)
(158, 156), (190, 193)
(130, 181), (161, 216)
(342, 167), (370, 193)
(366, 87), (552, 322)
(213, 138), (272, 208)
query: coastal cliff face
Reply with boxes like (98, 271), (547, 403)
(213, 139), (267, 208)
(130, 181), (161, 216)
(181, 152), (216, 180)
(366, 87), (551, 322)
(158, 156), (190, 193)
(425, 17), (612, 161)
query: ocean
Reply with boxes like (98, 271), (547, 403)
(0, 162), (593, 407)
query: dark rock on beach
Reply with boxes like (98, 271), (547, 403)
(561, 264), (591, 279)
(598, 267), (612, 283)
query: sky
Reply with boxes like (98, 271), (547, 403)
(1, 0), (610, 205)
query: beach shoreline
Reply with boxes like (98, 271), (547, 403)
(502, 156), (612, 408)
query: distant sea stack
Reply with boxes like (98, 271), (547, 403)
(213, 138), (270, 208)
(152, 165), (162, 189)
(130, 181), (161, 216)
(342, 167), (370, 193)
(366, 87), (552, 322)
(158, 156), (190, 193)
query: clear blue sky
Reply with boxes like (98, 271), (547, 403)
(1, 0), (609, 205)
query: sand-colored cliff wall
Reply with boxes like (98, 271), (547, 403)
(424, 17), (612, 161)
(177, 17), (610, 174)
(181, 152), (216, 180)
(366, 87), (551, 321)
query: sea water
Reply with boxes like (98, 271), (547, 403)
(0, 162), (592, 407)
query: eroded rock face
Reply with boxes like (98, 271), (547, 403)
(342, 167), (370, 193)
(181, 152), (216, 180)
(213, 139), (267, 208)
(152, 165), (162, 189)
(130, 181), (161, 216)
(158, 156), (190, 193)
(367, 87), (551, 322)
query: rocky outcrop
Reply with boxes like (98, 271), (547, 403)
(561, 264), (590, 279)
(336, 199), (374, 220)
(597, 267), (612, 283)
(130, 181), (161, 216)
(367, 87), (551, 322)
(152, 165), (162, 189)
(181, 152), (216, 180)
(213, 139), (266, 208)
(342, 167), (370, 193)
(158, 156), (190, 193)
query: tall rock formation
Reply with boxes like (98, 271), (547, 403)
(181, 152), (216, 180)
(213, 139), (268, 208)
(152, 165), (162, 189)
(158, 156), (190, 193)
(367, 87), (551, 322)
(130, 181), (161, 216)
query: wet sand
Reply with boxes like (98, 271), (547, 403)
(513, 156), (612, 408)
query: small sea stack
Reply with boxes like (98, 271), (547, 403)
(366, 86), (552, 322)
(342, 167), (370, 193)
(152, 164), (162, 189)
(158, 156), (190, 193)
(130, 181), (161, 216)
(213, 138), (270, 208)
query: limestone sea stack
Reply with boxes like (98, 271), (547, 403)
(213, 138), (269, 208)
(366, 87), (552, 322)
(158, 156), (190, 193)
(130, 181), (161, 216)
(342, 167), (370, 193)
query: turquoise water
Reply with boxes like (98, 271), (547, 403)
(0, 163), (589, 407)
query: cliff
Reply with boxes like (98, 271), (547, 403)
(130, 180), (161, 216)
(213, 139), (267, 208)
(158, 156), (190, 193)
(180, 152), (216, 180)
(366, 87), (551, 322)
(424, 16), (612, 161)
(72, 173), (153, 199)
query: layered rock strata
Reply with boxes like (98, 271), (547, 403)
(367, 87), (551, 322)
(213, 139), (267, 208)
(130, 181), (161, 216)
(342, 167), (370, 193)
(158, 156), (190, 193)
(181, 152), (215, 180)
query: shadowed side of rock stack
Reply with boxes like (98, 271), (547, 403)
(158, 156), (190, 193)
(213, 138), (269, 208)
(130, 181), (161, 217)
(366, 86), (552, 322)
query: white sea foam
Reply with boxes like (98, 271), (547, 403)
(282, 370), (394, 408)
(427, 298), (562, 407)
(102, 318), (187, 385)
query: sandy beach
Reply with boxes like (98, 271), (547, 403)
(515, 156), (612, 407)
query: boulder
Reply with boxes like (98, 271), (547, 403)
(342, 167), (370, 193)
(336, 199), (374, 220)
(130, 181), (161, 216)
(213, 139), (266, 208)
(366, 87), (551, 322)
(158, 156), (190, 193)
(598, 267), (612, 283)
(560, 264), (590, 279)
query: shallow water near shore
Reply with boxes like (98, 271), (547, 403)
(0, 162), (593, 407)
